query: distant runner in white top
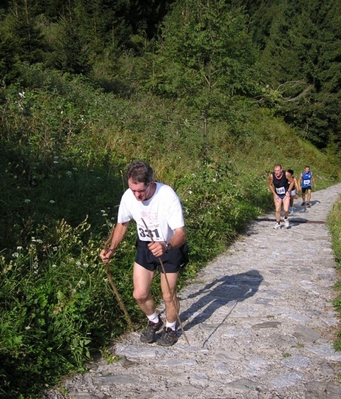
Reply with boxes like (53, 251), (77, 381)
(100, 161), (188, 347)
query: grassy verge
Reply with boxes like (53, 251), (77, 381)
(327, 196), (341, 351)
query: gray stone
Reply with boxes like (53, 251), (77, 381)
(293, 325), (321, 343)
(252, 321), (281, 329)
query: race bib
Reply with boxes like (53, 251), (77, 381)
(137, 222), (163, 242)
(303, 179), (310, 185)
(276, 186), (285, 195)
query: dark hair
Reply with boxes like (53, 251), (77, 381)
(126, 161), (154, 185)
(288, 169), (294, 175)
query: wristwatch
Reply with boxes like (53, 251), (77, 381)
(165, 241), (172, 252)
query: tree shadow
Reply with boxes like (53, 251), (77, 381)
(180, 269), (263, 332)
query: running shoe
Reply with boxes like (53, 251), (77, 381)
(273, 222), (281, 230)
(301, 202), (306, 206)
(157, 327), (178, 347)
(307, 203), (311, 208)
(284, 218), (290, 229)
(140, 316), (163, 343)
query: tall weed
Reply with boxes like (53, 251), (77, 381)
(327, 198), (341, 351)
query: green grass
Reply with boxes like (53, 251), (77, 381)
(327, 197), (341, 351)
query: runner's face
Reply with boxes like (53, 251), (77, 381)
(274, 166), (282, 178)
(128, 178), (152, 201)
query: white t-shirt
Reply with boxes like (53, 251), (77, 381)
(117, 182), (185, 242)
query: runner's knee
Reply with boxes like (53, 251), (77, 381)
(133, 289), (150, 303)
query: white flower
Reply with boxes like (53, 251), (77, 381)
(50, 200), (55, 204)
(24, 199), (31, 203)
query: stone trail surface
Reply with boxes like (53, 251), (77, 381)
(47, 184), (341, 399)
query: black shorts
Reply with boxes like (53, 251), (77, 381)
(302, 186), (312, 193)
(135, 240), (189, 273)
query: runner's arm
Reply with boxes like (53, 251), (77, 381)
(100, 222), (130, 263)
(268, 174), (276, 195)
(148, 226), (187, 257)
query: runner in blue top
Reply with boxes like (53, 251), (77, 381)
(268, 164), (294, 229)
(299, 165), (316, 208)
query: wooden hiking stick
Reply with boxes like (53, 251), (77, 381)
(141, 218), (190, 345)
(104, 228), (134, 332)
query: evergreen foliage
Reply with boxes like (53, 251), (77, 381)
(248, 0), (341, 152)
(0, 0), (341, 397)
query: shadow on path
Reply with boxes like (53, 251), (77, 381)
(180, 269), (263, 333)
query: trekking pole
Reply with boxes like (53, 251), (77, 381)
(141, 218), (190, 345)
(104, 228), (134, 332)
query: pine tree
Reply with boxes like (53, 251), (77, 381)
(255, 0), (341, 150)
(144, 0), (260, 162)
(4, 0), (46, 65)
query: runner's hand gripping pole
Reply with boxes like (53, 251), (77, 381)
(141, 218), (190, 345)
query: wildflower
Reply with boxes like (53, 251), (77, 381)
(50, 200), (55, 204)
(25, 326), (31, 330)
(52, 264), (57, 268)
(76, 261), (81, 266)
(66, 171), (72, 177)
(12, 252), (19, 258)
(24, 199), (31, 203)
(17, 246), (23, 251)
